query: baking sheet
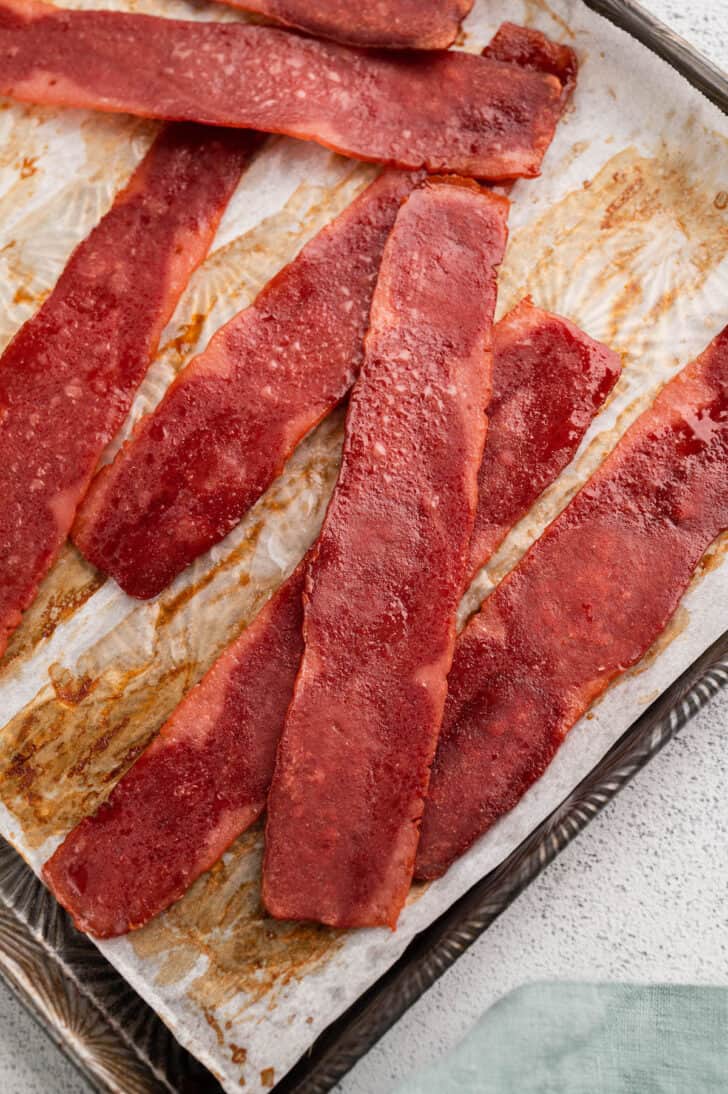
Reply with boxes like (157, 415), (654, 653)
(0, 0), (726, 1090)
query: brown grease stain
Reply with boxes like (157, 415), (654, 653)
(162, 311), (207, 364)
(0, 658), (195, 838)
(261, 1069), (275, 1089)
(0, 546), (103, 674)
(522, 0), (575, 39)
(230, 1044), (247, 1065)
(697, 530), (728, 578)
(50, 665), (98, 706)
(205, 1008), (226, 1047)
(0, 609), (237, 842)
(12, 285), (39, 306)
(131, 826), (342, 1013)
(559, 139), (591, 171)
(155, 520), (264, 631)
(500, 145), (728, 356)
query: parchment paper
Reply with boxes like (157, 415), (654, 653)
(0, 1), (726, 1090)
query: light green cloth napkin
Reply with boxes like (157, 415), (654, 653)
(397, 983), (728, 1093)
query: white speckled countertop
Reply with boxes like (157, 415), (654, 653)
(0, 3), (725, 1092)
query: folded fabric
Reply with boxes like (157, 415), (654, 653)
(397, 982), (728, 1093)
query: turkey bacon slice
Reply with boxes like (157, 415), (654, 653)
(262, 179), (508, 928)
(217, 0), (473, 50)
(416, 325), (728, 880)
(73, 170), (423, 599)
(0, 1), (568, 179)
(43, 301), (620, 937)
(0, 123), (254, 656)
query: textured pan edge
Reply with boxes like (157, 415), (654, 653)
(0, 840), (222, 1093)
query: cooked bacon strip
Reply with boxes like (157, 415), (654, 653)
(482, 21), (577, 98)
(0, 125), (253, 657)
(262, 180), (508, 929)
(73, 170), (423, 600)
(0, 1), (568, 180)
(468, 298), (619, 578)
(416, 325), (728, 880)
(44, 568), (308, 937)
(43, 301), (619, 938)
(218, 0), (473, 50)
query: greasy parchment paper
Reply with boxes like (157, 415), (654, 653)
(0, 0), (727, 1089)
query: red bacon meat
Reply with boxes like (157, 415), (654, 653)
(482, 21), (577, 98)
(416, 325), (728, 880)
(261, 179), (508, 929)
(0, 124), (253, 657)
(70, 19), (580, 600)
(217, 0), (473, 50)
(468, 298), (619, 578)
(44, 568), (308, 937)
(72, 170), (423, 599)
(0, 1), (569, 180)
(43, 301), (620, 938)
